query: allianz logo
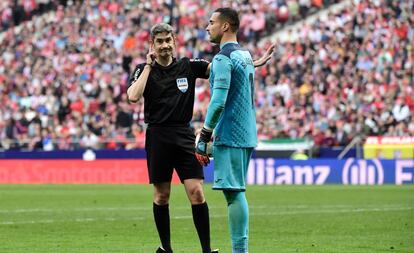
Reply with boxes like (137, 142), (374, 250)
(342, 158), (384, 185)
(247, 158), (330, 185)
(247, 158), (414, 185)
(247, 158), (386, 185)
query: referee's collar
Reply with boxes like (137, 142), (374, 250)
(220, 41), (238, 50)
(154, 57), (177, 69)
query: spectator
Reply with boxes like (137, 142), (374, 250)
(392, 98), (410, 122)
(80, 129), (100, 150)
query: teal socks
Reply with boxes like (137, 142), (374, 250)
(223, 191), (249, 253)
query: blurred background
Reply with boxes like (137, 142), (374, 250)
(0, 0), (413, 167)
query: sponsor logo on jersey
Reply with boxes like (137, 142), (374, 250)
(176, 78), (189, 93)
(133, 68), (141, 82)
(190, 58), (209, 63)
(214, 78), (227, 83)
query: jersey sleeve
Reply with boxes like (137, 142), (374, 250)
(211, 54), (232, 90)
(204, 87), (229, 130)
(189, 58), (210, 79)
(128, 63), (145, 88)
(212, 54), (233, 90)
(203, 55), (233, 129)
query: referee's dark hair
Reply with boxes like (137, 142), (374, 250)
(214, 8), (240, 33)
(150, 23), (174, 40)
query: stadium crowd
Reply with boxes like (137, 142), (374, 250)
(0, 0), (59, 31)
(0, 0), (413, 152)
(252, 0), (414, 150)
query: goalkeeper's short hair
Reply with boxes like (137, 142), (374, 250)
(150, 23), (174, 40)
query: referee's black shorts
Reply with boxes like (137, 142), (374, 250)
(145, 125), (204, 184)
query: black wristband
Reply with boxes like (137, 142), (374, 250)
(199, 127), (212, 143)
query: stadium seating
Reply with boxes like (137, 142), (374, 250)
(0, 0), (413, 152)
(1, 0), (57, 31)
(249, 0), (414, 150)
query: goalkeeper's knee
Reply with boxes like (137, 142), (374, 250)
(223, 191), (242, 205)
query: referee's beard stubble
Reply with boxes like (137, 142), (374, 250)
(157, 47), (173, 58)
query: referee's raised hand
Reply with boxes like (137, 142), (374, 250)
(146, 47), (156, 65)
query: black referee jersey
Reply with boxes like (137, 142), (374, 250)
(128, 57), (209, 126)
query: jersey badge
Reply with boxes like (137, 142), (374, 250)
(176, 78), (189, 93)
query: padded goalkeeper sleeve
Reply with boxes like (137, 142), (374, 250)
(204, 87), (229, 130)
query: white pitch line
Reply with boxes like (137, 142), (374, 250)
(0, 206), (412, 225)
(0, 207), (150, 213)
(0, 204), (407, 214)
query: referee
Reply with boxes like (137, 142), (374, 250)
(127, 23), (216, 253)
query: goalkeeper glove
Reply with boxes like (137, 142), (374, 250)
(195, 127), (213, 166)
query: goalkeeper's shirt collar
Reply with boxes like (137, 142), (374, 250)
(220, 41), (238, 50)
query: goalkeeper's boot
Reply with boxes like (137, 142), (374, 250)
(156, 246), (173, 253)
(211, 250), (219, 253)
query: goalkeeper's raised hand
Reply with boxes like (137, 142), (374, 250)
(195, 127), (212, 166)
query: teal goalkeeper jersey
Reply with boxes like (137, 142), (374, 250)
(206, 42), (257, 148)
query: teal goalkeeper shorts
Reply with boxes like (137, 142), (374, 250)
(212, 145), (254, 191)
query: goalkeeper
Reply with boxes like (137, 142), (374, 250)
(196, 8), (258, 253)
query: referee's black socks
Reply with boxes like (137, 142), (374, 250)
(153, 203), (173, 252)
(192, 202), (211, 253)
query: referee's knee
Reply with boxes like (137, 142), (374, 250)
(154, 192), (170, 205)
(188, 187), (205, 204)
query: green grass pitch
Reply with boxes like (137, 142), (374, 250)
(0, 185), (413, 253)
